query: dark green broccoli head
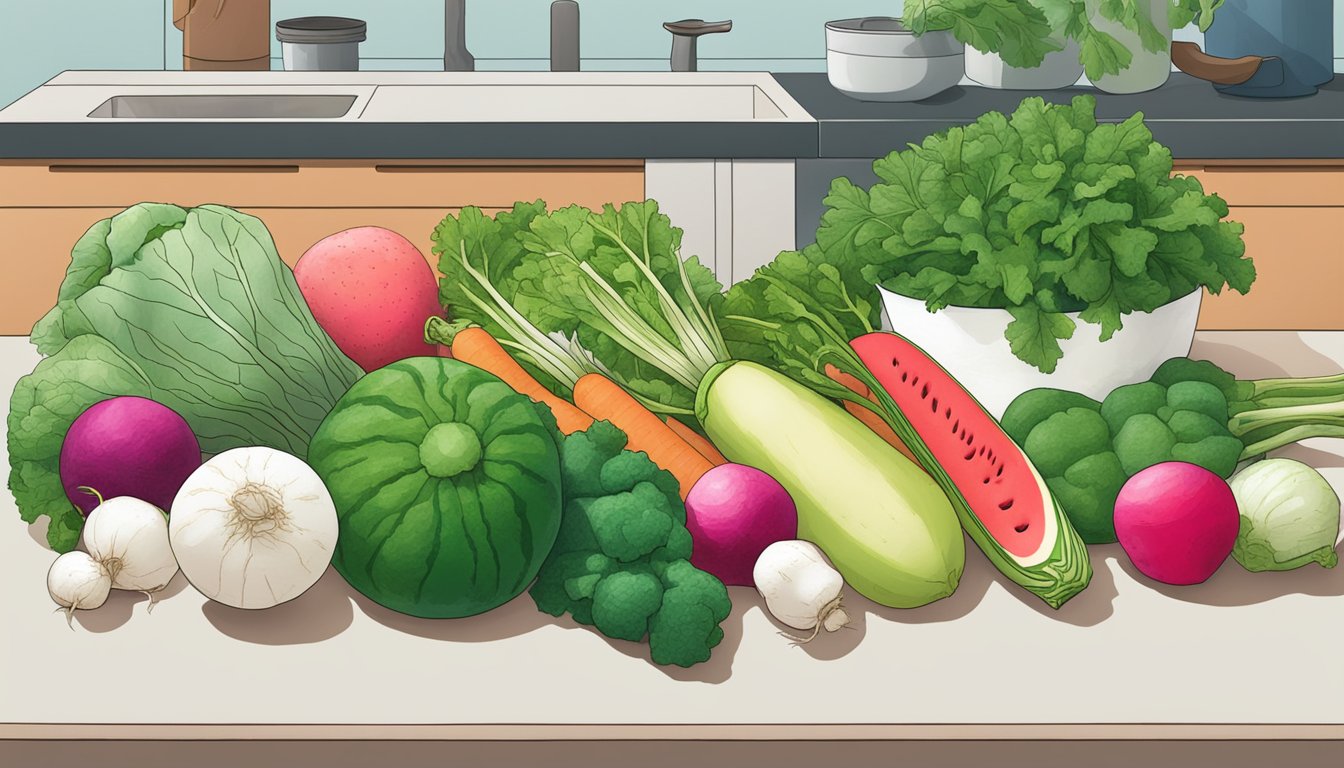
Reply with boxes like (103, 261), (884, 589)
(1018, 407), (1124, 544)
(1023, 407), (1112, 478)
(530, 420), (732, 668)
(1105, 378), (1241, 478)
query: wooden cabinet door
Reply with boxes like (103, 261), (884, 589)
(0, 160), (645, 336)
(1175, 161), (1344, 331)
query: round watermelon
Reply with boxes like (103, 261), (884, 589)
(308, 357), (562, 618)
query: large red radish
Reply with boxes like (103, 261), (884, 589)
(294, 227), (442, 371)
(1114, 462), (1239, 585)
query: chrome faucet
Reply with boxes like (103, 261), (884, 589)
(445, 1), (581, 72)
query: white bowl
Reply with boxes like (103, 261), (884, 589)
(825, 17), (963, 102)
(879, 287), (1203, 418)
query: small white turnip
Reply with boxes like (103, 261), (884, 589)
(82, 489), (179, 605)
(753, 539), (851, 644)
(47, 551), (111, 628)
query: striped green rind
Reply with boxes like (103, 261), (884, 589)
(309, 357), (562, 619)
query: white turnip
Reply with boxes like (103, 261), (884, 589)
(753, 539), (851, 644)
(47, 551), (111, 628)
(169, 447), (338, 609)
(82, 490), (179, 604)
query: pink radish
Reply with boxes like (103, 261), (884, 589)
(294, 227), (442, 371)
(1114, 461), (1240, 586)
(684, 463), (797, 586)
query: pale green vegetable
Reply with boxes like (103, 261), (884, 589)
(1229, 459), (1340, 572)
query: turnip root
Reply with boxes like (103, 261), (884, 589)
(47, 551), (111, 628)
(753, 539), (851, 644)
(169, 447), (338, 609)
(81, 489), (178, 606)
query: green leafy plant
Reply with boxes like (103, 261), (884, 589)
(1022, 1), (1223, 79)
(815, 94), (1252, 373)
(901, 0), (1060, 68)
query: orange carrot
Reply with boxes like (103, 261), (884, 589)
(664, 416), (728, 466)
(438, 320), (595, 435)
(823, 363), (923, 469)
(573, 373), (714, 498)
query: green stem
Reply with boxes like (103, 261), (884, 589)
(1228, 400), (1344, 438)
(1239, 424), (1344, 460)
(1247, 372), (1344, 403)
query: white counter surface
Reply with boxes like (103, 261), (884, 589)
(2, 332), (1341, 740)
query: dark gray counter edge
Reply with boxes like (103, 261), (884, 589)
(0, 122), (818, 160)
(816, 119), (1344, 160)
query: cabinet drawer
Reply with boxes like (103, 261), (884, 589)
(1196, 206), (1344, 330)
(0, 160), (644, 209)
(0, 206), (500, 336)
(1174, 161), (1344, 207)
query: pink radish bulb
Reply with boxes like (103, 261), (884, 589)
(59, 396), (201, 516)
(685, 463), (798, 586)
(1114, 461), (1239, 586)
(294, 226), (442, 372)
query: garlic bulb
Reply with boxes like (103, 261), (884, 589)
(47, 551), (111, 628)
(83, 494), (179, 597)
(753, 539), (851, 643)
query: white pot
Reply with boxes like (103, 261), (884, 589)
(965, 37), (1083, 89)
(825, 17), (964, 102)
(878, 287), (1203, 418)
(1087, 0), (1172, 94)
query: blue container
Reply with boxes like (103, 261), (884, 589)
(1205, 0), (1335, 98)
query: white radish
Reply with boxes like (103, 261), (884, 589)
(47, 551), (111, 628)
(169, 447), (338, 610)
(81, 489), (179, 606)
(753, 539), (851, 644)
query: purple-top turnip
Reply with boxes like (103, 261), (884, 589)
(684, 463), (798, 586)
(59, 397), (201, 517)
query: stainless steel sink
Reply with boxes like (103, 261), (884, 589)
(88, 94), (358, 119)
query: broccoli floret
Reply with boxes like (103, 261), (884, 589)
(1017, 407), (1124, 544)
(648, 560), (731, 668)
(592, 569), (663, 642)
(1001, 388), (1102, 445)
(1165, 380), (1228, 422)
(1113, 413), (1177, 475)
(1100, 382), (1168, 435)
(530, 420), (732, 668)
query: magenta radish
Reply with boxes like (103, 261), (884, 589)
(59, 397), (201, 517)
(1114, 461), (1240, 586)
(684, 463), (797, 586)
(294, 226), (442, 371)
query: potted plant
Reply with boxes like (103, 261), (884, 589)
(826, 2), (1060, 102)
(1085, 0), (1223, 93)
(812, 95), (1253, 416)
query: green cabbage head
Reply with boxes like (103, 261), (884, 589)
(1229, 458), (1341, 572)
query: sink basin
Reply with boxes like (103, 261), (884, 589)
(88, 94), (358, 119)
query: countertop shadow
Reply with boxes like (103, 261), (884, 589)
(75, 571), (192, 633)
(1190, 334), (1342, 379)
(202, 567), (354, 645)
(1113, 545), (1344, 607)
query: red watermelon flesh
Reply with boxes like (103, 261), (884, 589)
(850, 332), (1091, 608)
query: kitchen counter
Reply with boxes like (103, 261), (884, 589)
(774, 72), (1344, 160)
(2, 330), (1342, 761)
(1, 71), (1341, 160)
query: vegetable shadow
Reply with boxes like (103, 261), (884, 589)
(350, 587), (744, 683)
(201, 568), (354, 645)
(1112, 544), (1344, 607)
(751, 589), (867, 662)
(74, 571), (192, 633)
(1189, 335), (1342, 380)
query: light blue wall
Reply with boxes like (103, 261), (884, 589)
(3, 0), (1344, 107)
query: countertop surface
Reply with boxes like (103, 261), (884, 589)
(774, 72), (1344, 159)
(2, 331), (1342, 739)
(0, 71), (1342, 160)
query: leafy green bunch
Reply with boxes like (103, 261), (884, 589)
(815, 94), (1252, 373)
(902, 0), (1059, 69)
(1023, 1), (1223, 80)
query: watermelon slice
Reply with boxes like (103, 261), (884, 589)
(851, 332), (1092, 608)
